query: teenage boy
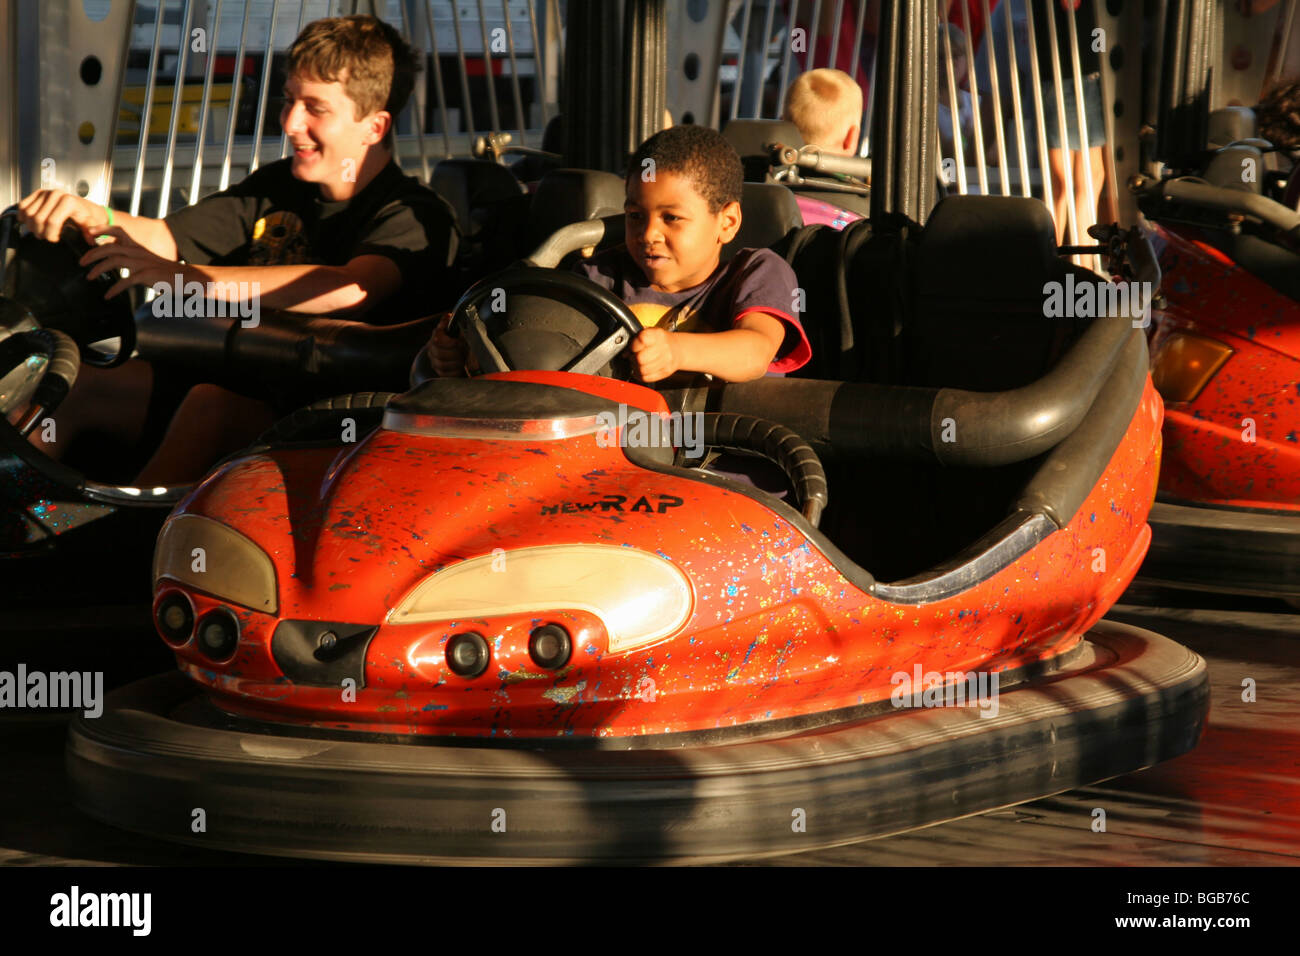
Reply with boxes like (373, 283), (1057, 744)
(433, 125), (810, 383)
(15, 14), (457, 483)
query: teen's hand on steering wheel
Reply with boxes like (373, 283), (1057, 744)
(16, 189), (110, 244)
(630, 327), (684, 383)
(79, 225), (179, 300)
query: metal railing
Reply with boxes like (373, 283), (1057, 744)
(108, 0), (561, 217)
(720, 0), (1129, 266)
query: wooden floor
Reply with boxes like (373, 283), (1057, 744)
(2, 589), (1297, 866)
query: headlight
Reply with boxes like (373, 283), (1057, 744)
(152, 514), (278, 614)
(388, 544), (693, 654)
(1151, 332), (1233, 403)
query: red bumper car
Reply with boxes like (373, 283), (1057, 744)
(1133, 154), (1300, 601)
(68, 198), (1209, 863)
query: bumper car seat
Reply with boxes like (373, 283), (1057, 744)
(722, 182), (803, 261)
(431, 158), (530, 277)
(526, 168), (627, 263)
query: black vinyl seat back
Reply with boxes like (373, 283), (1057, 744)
(1203, 144), (1266, 193)
(905, 195), (1079, 392)
(527, 169), (627, 256)
(431, 159), (527, 236)
(722, 118), (806, 182)
(1207, 106), (1257, 150)
(431, 159), (530, 278)
(722, 182), (803, 262)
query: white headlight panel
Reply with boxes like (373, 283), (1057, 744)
(388, 545), (693, 653)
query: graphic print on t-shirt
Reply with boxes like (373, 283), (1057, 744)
(247, 210), (312, 266)
(628, 301), (709, 333)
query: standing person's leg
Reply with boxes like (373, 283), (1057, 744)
(1048, 148), (1071, 246)
(1070, 145), (1106, 250)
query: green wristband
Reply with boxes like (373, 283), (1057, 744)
(103, 205), (114, 227)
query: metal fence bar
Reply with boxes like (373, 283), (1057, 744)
(187, 0), (226, 206)
(958, 2), (989, 194)
(249, 0), (283, 173)
(500, 0), (527, 142)
(1064, 2), (1098, 269)
(157, 0), (197, 218)
(448, 0), (479, 137)
(776, 0), (801, 118)
(756, 0), (779, 117)
(731, 0), (754, 121)
(422, 0), (454, 155)
(1266, 0), (1298, 90)
(858, 0), (878, 156)
(219, 0), (256, 190)
(807, 0), (823, 70)
(939, 4), (968, 193)
(524, 0), (550, 127)
(549, 0), (563, 78)
(1043, 0), (1078, 245)
(849, 0), (867, 77)
(279, 1), (313, 160)
(1023, 0), (1054, 217)
(129, 0), (169, 216)
(397, 0), (431, 178)
(828, 0), (845, 67)
(475, 0), (502, 132)
(1001, 0), (1030, 197)
(979, 0), (1009, 194)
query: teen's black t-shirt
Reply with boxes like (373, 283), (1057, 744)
(163, 158), (459, 323)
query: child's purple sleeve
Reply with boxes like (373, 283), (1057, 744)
(728, 249), (812, 374)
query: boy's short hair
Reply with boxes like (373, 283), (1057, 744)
(628, 126), (743, 213)
(1257, 78), (1300, 150)
(287, 15), (418, 123)
(782, 68), (863, 150)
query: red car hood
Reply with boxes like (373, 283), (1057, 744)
(1155, 224), (1300, 362)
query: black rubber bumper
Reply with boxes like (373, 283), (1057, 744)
(1141, 500), (1300, 599)
(66, 620), (1208, 864)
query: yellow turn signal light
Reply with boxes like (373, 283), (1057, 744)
(1151, 333), (1233, 404)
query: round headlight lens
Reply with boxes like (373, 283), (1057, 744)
(446, 631), (490, 678)
(196, 608), (240, 662)
(155, 592), (195, 646)
(529, 624), (572, 670)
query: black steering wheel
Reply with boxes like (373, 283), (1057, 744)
(449, 266), (642, 377)
(0, 205), (136, 368)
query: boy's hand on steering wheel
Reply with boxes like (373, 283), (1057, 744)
(16, 189), (110, 244)
(79, 225), (180, 299)
(630, 326), (683, 383)
(429, 311), (470, 377)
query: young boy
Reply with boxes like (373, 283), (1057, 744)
(432, 125), (810, 384)
(780, 68), (867, 228)
(16, 14), (457, 483)
(782, 68), (863, 158)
